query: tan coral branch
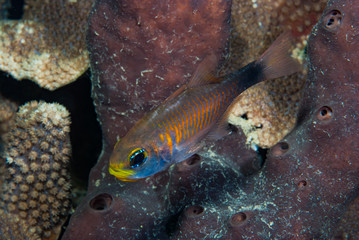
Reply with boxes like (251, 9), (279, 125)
(0, 0), (94, 90)
(0, 101), (72, 240)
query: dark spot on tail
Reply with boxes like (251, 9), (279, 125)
(231, 61), (264, 90)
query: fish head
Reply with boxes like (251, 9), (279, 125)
(109, 137), (166, 181)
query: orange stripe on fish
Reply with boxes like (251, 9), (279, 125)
(174, 113), (182, 144)
(192, 98), (200, 135)
(210, 92), (218, 123)
(221, 90), (228, 106)
(163, 120), (173, 143)
(200, 96), (207, 129)
(162, 121), (167, 130)
(174, 109), (183, 142)
(164, 132), (173, 155)
(188, 100), (196, 135)
(163, 121), (170, 137)
(170, 111), (182, 145)
(208, 94), (215, 125)
(211, 94), (217, 122)
(173, 109), (183, 141)
(194, 96), (205, 132)
(178, 106), (189, 140)
(221, 90), (226, 101)
(175, 122), (181, 144)
(180, 105), (191, 140)
(172, 114), (181, 145)
(183, 102), (193, 137)
(165, 116), (175, 132)
(203, 94), (210, 127)
(161, 121), (174, 155)
(215, 90), (223, 119)
(159, 133), (165, 143)
(194, 96), (202, 133)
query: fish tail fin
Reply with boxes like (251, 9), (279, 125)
(257, 32), (302, 80)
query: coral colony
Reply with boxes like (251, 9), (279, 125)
(1, 101), (72, 239)
(0, 0), (93, 90)
(1, 0), (359, 239)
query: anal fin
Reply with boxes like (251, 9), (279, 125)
(206, 120), (231, 139)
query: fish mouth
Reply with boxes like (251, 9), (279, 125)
(109, 164), (138, 182)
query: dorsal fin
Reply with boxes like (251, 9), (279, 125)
(188, 53), (221, 88)
(163, 85), (188, 103)
(163, 54), (220, 103)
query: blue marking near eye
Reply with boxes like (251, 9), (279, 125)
(129, 148), (148, 168)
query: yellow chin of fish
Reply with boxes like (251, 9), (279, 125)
(109, 164), (138, 182)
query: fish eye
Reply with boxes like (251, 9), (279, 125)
(128, 148), (148, 168)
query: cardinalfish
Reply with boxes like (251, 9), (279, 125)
(109, 33), (301, 181)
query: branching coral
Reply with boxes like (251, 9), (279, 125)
(0, 101), (72, 240)
(0, 0), (94, 90)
